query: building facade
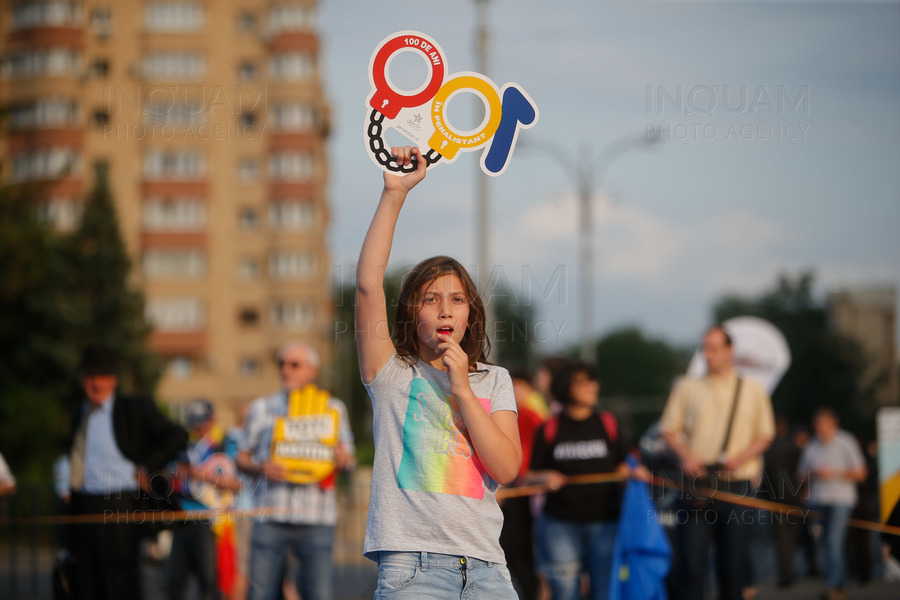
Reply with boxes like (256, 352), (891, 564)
(829, 286), (899, 409)
(0, 0), (333, 425)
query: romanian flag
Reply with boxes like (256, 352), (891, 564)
(213, 518), (237, 596)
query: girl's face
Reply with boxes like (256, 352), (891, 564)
(568, 371), (600, 408)
(415, 274), (470, 355)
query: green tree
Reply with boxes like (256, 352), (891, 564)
(489, 283), (537, 373)
(593, 326), (688, 397)
(0, 183), (77, 476)
(63, 162), (161, 394)
(713, 271), (868, 436)
(330, 271), (405, 460)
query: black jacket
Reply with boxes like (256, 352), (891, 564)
(69, 391), (188, 497)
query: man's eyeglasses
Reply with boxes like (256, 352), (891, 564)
(278, 359), (305, 370)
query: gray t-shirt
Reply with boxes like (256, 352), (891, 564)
(799, 430), (865, 507)
(363, 353), (517, 563)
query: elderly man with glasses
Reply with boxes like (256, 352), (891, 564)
(236, 341), (356, 600)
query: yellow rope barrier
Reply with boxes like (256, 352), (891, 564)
(2, 473), (899, 538)
(496, 471), (900, 538)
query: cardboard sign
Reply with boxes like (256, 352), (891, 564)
(364, 30), (538, 176)
(877, 408), (900, 523)
(270, 384), (339, 484)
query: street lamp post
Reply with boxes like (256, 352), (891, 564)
(474, 0), (492, 335)
(523, 132), (661, 361)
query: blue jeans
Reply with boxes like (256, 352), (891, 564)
(247, 521), (335, 600)
(374, 551), (517, 599)
(812, 504), (852, 590)
(535, 515), (618, 600)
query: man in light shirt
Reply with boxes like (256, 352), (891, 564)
(799, 407), (866, 600)
(660, 326), (775, 600)
(237, 341), (356, 600)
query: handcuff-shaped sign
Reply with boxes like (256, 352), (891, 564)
(365, 30), (538, 176)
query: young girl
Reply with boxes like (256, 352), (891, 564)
(356, 146), (522, 598)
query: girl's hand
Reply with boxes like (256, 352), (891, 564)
(437, 332), (471, 396)
(383, 146), (427, 194)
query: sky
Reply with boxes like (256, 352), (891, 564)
(316, 0), (900, 354)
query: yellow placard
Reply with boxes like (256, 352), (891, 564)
(270, 384), (339, 484)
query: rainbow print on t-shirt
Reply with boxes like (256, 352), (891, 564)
(397, 377), (489, 499)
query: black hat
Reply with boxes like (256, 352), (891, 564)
(186, 399), (214, 428)
(78, 344), (119, 376)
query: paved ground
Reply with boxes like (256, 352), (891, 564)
(751, 578), (898, 600)
(2, 545), (897, 599)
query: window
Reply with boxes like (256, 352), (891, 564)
(89, 59), (109, 78)
(237, 12), (257, 33)
(238, 61), (257, 81)
(143, 249), (206, 279)
(142, 53), (205, 79)
(269, 201), (314, 231)
(269, 152), (313, 181)
(144, 150), (204, 179)
(239, 112), (258, 129)
(269, 52), (314, 81)
(37, 198), (82, 231)
(12, 149), (80, 182)
(271, 102), (317, 132)
(144, 96), (204, 126)
(89, 8), (112, 35)
(167, 356), (193, 378)
(143, 197), (206, 230)
(268, 250), (315, 280)
(11, 2), (81, 29)
(9, 100), (80, 130)
(270, 301), (315, 330)
(267, 4), (315, 34)
(3, 49), (81, 79)
(92, 110), (110, 127)
(144, 2), (204, 32)
(239, 307), (260, 327)
(239, 208), (259, 230)
(239, 357), (261, 377)
(238, 159), (259, 183)
(146, 298), (205, 330)
(237, 257), (260, 281)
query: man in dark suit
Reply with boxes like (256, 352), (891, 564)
(67, 344), (187, 600)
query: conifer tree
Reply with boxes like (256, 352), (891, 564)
(64, 161), (161, 394)
(0, 182), (76, 475)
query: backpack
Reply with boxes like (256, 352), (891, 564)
(543, 411), (619, 446)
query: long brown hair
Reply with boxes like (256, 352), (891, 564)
(393, 255), (490, 368)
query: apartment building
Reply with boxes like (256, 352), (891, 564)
(0, 0), (333, 425)
(829, 286), (899, 409)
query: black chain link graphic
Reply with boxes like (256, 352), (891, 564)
(367, 109), (442, 173)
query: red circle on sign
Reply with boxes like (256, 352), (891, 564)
(370, 34), (445, 118)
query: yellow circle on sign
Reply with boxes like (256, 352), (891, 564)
(429, 74), (502, 159)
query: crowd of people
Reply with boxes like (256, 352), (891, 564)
(1, 148), (892, 600)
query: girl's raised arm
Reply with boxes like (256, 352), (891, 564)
(355, 147), (427, 383)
